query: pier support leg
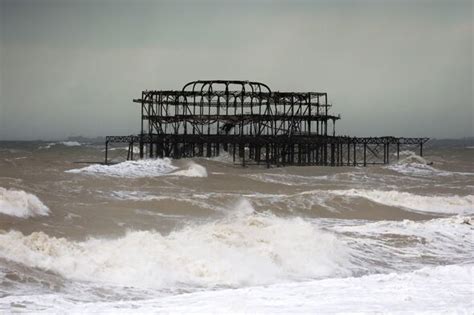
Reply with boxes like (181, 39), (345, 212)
(353, 143), (356, 166)
(105, 141), (108, 164)
(347, 143), (350, 166)
(363, 143), (367, 167)
(387, 143), (390, 164)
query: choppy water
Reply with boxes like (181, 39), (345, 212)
(0, 140), (473, 313)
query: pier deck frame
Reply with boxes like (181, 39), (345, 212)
(105, 80), (429, 166)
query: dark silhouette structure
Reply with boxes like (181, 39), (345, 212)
(105, 80), (428, 166)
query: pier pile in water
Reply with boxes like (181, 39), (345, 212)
(106, 80), (428, 167)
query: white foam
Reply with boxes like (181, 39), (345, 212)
(110, 190), (225, 212)
(0, 187), (50, 218)
(245, 189), (473, 215)
(331, 216), (474, 270)
(60, 141), (81, 147)
(38, 141), (81, 150)
(170, 162), (208, 177)
(0, 202), (351, 289)
(11, 264), (471, 313)
(387, 154), (474, 177)
(66, 159), (208, 179)
(65, 159), (177, 178)
(38, 142), (56, 150)
(328, 189), (474, 214)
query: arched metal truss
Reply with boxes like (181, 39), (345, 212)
(105, 80), (429, 166)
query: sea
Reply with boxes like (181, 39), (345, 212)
(0, 139), (473, 313)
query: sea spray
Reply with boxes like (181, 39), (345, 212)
(0, 187), (50, 218)
(248, 189), (474, 215)
(0, 200), (352, 289)
(66, 159), (208, 178)
(65, 159), (178, 178)
(326, 189), (474, 214)
(170, 161), (208, 177)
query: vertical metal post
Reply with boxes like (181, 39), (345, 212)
(363, 143), (367, 167)
(386, 143), (390, 164)
(353, 143), (356, 166)
(105, 141), (108, 164)
(347, 143), (350, 166)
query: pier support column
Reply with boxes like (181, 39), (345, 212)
(347, 143), (350, 166)
(353, 143), (356, 166)
(363, 143), (367, 167)
(386, 143), (390, 164)
(105, 141), (108, 164)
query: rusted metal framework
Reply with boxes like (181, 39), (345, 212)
(105, 80), (429, 166)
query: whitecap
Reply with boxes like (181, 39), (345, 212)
(65, 159), (177, 178)
(60, 141), (81, 147)
(387, 153), (474, 177)
(38, 141), (81, 149)
(327, 189), (474, 214)
(0, 204), (351, 289)
(53, 264), (472, 313)
(0, 187), (50, 218)
(169, 162), (208, 177)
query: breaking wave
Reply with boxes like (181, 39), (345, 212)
(65, 159), (178, 178)
(60, 141), (81, 147)
(0, 200), (351, 289)
(39, 141), (82, 149)
(170, 162), (208, 177)
(246, 189), (473, 215)
(66, 159), (208, 179)
(327, 189), (473, 214)
(387, 154), (474, 177)
(332, 216), (474, 270)
(50, 264), (472, 313)
(0, 187), (50, 218)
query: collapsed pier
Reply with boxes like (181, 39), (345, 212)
(105, 80), (428, 167)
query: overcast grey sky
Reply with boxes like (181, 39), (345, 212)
(0, 0), (472, 140)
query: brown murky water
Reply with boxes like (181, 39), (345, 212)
(0, 140), (472, 311)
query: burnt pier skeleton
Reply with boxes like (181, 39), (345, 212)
(105, 80), (428, 167)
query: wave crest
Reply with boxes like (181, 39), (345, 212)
(66, 159), (208, 178)
(171, 162), (208, 177)
(326, 189), (473, 214)
(65, 159), (178, 178)
(0, 187), (50, 218)
(0, 202), (351, 289)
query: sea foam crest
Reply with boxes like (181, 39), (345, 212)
(0, 200), (351, 289)
(66, 159), (208, 178)
(54, 264), (473, 313)
(66, 159), (178, 178)
(39, 141), (82, 149)
(246, 189), (473, 215)
(332, 216), (474, 269)
(328, 189), (474, 214)
(170, 161), (208, 177)
(0, 187), (50, 218)
(60, 141), (81, 147)
(387, 154), (473, 177)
